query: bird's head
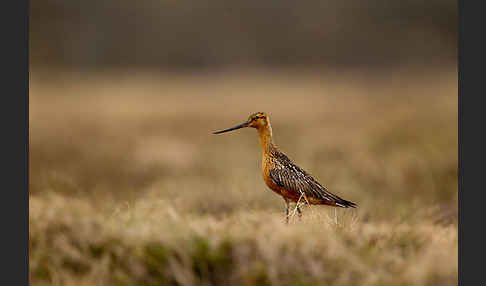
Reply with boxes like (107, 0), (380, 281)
(213, 112), (269, 134)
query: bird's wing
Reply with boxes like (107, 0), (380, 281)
(269, 153), (356, 207)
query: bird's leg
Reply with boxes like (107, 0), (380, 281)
(294, 193), (304, 221)
(284, 198), (290, 224)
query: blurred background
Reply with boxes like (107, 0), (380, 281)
(30, 0), (457, 70)
(30, 1), (458, 285)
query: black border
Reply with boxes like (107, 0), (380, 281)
(457, 0), (462, 283)
(459, 0), (485, 285)
(26, 0), (30, 281)
(2, 0), (29, 284)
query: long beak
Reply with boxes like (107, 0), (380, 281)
(213, 122), (249, 134)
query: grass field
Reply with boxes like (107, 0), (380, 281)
(29, 69), (458, 285)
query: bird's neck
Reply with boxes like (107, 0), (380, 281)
(257, 123), (276, 155)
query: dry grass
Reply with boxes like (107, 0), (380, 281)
(30, 69), (457, 285)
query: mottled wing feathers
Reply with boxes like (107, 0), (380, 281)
(269, 152), (357, 208)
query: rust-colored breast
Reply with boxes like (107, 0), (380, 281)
(262, 156), (283, 195)
(262, 155), (302, 201)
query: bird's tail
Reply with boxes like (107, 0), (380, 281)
(335, 199), (357, 208)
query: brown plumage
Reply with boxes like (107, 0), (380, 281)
(213, 112), (356, 222)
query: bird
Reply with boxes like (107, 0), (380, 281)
(213, 112), (357, 223)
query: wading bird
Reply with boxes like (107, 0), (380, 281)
(213, 112), (356, 223)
